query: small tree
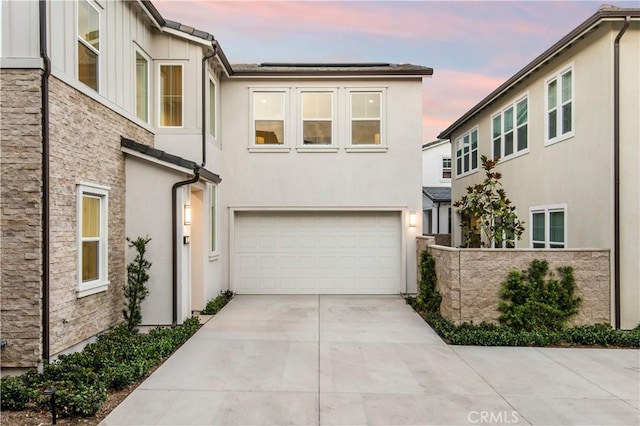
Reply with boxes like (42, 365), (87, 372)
(124, 236), (152, 332)
(417, 251), (441, 313)
(453, 155), (524, 248)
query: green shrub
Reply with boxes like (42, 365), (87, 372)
(124, 236), (152, 332)
(202, 290), (234, 315)
(1, 316), (201, 418)
(0, 375), (37, 410)
(416, 251), (442, 313)
(498, 259), (582, 332)
(419, 310), (639, 348)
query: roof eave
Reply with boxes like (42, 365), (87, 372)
(438, 9), (640, 140)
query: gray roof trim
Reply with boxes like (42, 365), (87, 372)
(229, 63), (433, 77)
(121, 137), (221, 184)
(422, 139), (449, 150)
(164, 19), (214, 41)
(438, 6), (640, 140)
(422, 186), (451, 203)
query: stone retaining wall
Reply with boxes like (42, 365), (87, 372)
(417, 236), (611, 326)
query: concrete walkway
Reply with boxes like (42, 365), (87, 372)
(102, 295), (639, 425)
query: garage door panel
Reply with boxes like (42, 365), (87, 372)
(234, 211), (400, 294)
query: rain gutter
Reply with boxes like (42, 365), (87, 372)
(613, 16), (630, 329)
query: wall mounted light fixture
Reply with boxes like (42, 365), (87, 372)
(408, 212), (417, 228)
(183, 204), (192, 225)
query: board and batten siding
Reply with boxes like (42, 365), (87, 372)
(46, 0), (153, 122)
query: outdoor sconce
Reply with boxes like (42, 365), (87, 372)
(183, 204), (192, 225)
(408, 212), (417, 228)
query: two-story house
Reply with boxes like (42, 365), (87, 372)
(438, 5), (639, 329)
(1, 0), (432, 368)
(421, 139), (451, 236)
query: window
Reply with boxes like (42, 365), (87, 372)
(159, 64), (183, 127)
(77, 0), (100, 91)
(209, 184), (217, 254)
(442, 157), (452, 179)
(209, 79), (216, 138)
(301, 92), (333, 145)
(135, 51), (149, 122)
(77, 184), (109, 297)
(546, 66), (573, 144)
(492, 96), (528, 160)
(530, 205), (566, 248)
(455, 127), (478, 176)
(350, 92), (382, 145)
(253, 91), (286, 145)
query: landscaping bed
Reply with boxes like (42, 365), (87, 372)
(1, 292), (235, 425)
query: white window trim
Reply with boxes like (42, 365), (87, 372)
(440, 156), (452, 182)
(134, 45), (151, 124)
(347, 88), (387, 151)
(249, 87), (290, 152)
(208, 74), (218, 142)
(77, 183), (110, 298)
(208, 183), (219, 259)
(545, 63), (574, 146)
(529, 204), (568, 249)
(296, 89), (338, 150)
(491, 94), (529, 162)
(77, 0), (101, 92)
(454, 126), (479, 178)
(157, 62), (185, 128)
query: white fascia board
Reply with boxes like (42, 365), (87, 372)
(122, 147), (194, 175)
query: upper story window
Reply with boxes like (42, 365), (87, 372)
(77, 0), (100, 91)
(301, 92), (333, 145)
(159, 64), (183, 127)
(253, 91), (286, 145)
(350, 91), (383, 145)
(77, 183), (109, 297)
(492, 96), (528, 160)
(455, 127), (478, 177)
(442, 157), (452, 179)
(546, 65), (573, 145)
(135, 50), (150, 122)
(531, 205), (566, 248)
(209, 79), (216, 138)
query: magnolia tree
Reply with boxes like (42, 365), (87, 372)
(453, 155), (524, 248)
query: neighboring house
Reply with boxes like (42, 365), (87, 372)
(438, 5), (639, 329)
(1, 0), (432, 368)
(421, 139), (451, 235)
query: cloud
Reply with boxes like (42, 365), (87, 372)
(423, 69), (506, 141)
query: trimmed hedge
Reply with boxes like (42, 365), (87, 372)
(201, 290), (234, 315)
(1, 317), (201, 417)
(412, 306), (640, 348)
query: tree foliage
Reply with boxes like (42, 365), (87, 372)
(123, 236), (152, 332)
(453, 155), (524, 248)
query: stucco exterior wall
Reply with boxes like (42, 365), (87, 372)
(417, 237), (611, 326)
(0, 69), (43, 367)
(220, 77), (424, 293)
(422, 141), (451, 187)
(47, 76), (153, 356)
(448, 22), (639, 329)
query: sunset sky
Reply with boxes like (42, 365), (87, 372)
(155, 0), (637, 142)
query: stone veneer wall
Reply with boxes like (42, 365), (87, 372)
(416, 236), (611, 326)
(48, 76), (153, 356)
(1, 69), (44, 367)
(0, 72), (153, 367)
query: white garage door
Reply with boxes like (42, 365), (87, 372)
(233, 211), (401, 294)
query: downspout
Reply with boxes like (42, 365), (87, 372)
(613, 16), (630, 329)
(39, 0), (51, 364)
(171, 169), (200, 327)
(201, 41), (219, 167)
(436, 202), (441, 234)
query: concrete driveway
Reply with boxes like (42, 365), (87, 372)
(102, 295), (639, 425)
